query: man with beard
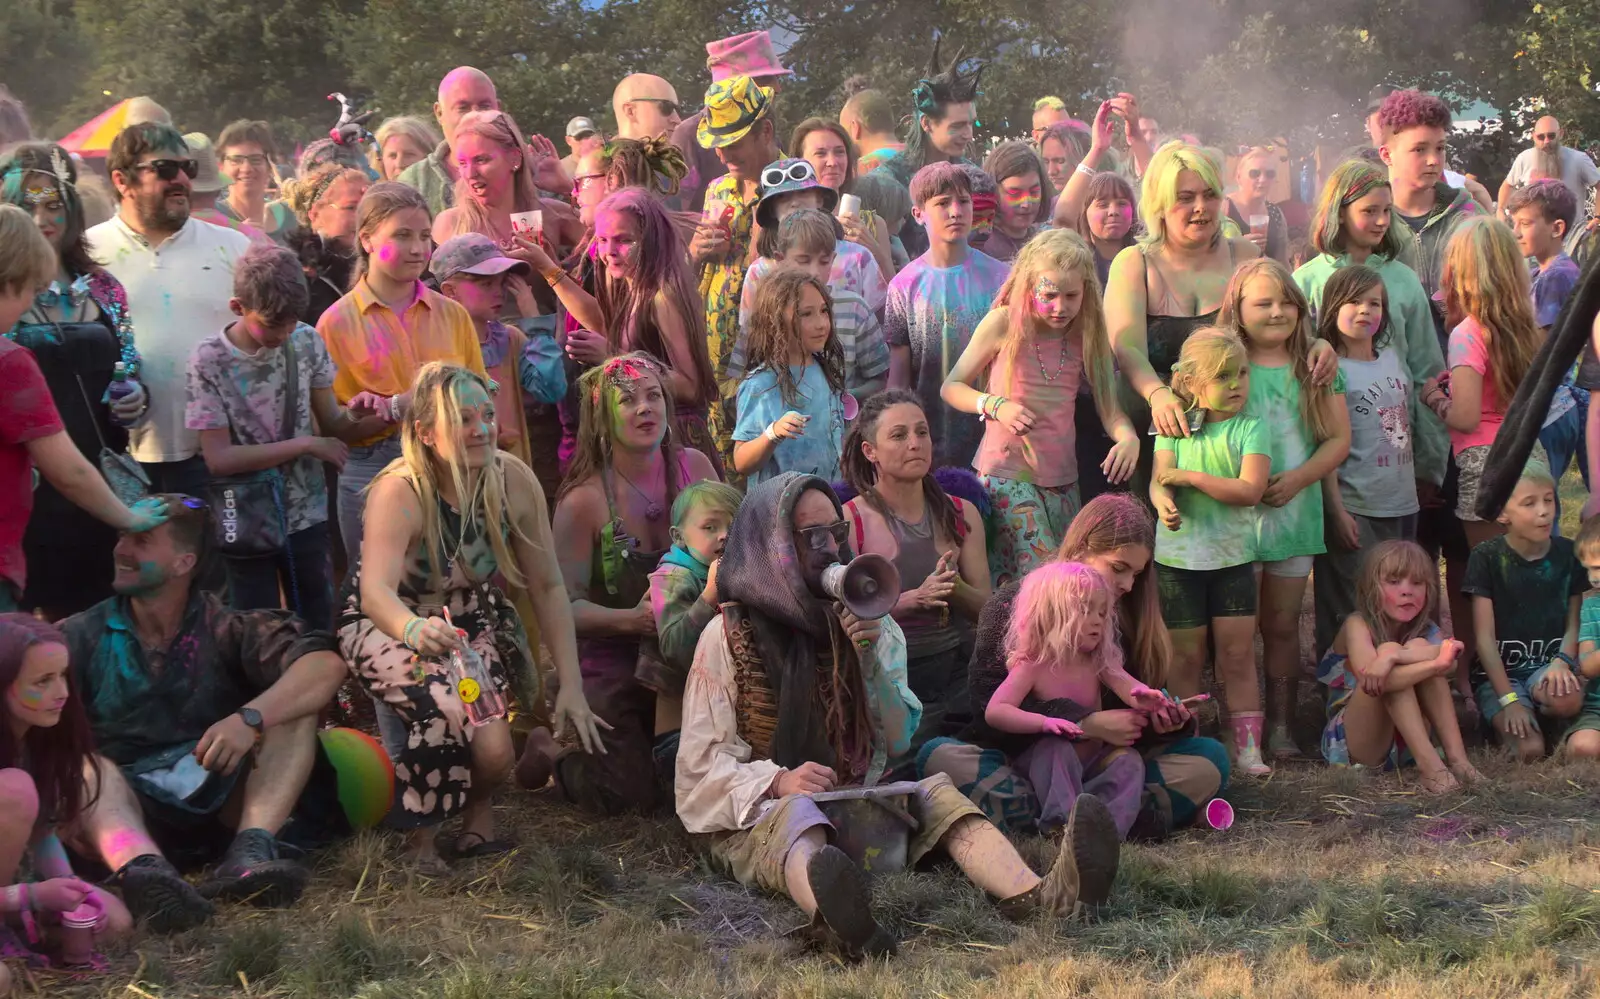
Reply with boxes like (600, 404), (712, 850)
(59, 497), (349, 931)
(675, 473), (1120, 959)
(1499, 116), (1600, 227)
(87, 124), (252, 497)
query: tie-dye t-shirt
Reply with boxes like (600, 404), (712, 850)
(1336, 349), (1419, 518)
(1153, 414), (1268, 571)
(885, 251), (1011, 467)
(1242, 362), (1344, 562)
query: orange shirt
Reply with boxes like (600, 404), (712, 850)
(317, 278), (487, 444)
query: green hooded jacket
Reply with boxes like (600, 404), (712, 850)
(1295, 252), (1448, 487)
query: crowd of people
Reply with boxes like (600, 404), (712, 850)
(2, 27), (1599, 975)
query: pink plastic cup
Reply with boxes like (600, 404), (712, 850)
(1203, 798), (1234, 831)
(59, 894), (104, 967)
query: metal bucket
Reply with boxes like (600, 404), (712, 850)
(812, 781), (923, 874)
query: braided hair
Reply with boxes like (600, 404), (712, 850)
(841, 388), (962, 546)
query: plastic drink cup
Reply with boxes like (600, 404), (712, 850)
(841, 393), (859, 421)
(838, 193), (861, 218)
(510, 210), (543, 240)
(1203, 797), (1235, 830)
(1248, 213), (1269, 237)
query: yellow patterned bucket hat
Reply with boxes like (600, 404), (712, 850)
(697, 75), (774, 150)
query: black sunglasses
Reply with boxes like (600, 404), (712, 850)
(133, 159), (199, 182)
(1247, 168), (1277, 180)
(630, 98), (680, 118)
(795, 521), (850, 553)
(762, 161), (815, 190)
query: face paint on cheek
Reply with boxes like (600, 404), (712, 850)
(1033, 276), (1060, 314)
(8, 685), (46, 711)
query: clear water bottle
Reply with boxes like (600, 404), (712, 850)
(448, 628), (506, 727)
(106, 362), (138, 426)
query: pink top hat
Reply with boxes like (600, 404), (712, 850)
(706, 30), (792, 82)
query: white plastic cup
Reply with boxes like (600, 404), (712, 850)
(510, 210), (543, 240)
(1248, 213), (1269, 236)
(838, 193), (861, 218)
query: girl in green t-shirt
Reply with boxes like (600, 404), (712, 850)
(1150, 328), (1273, 775)
(1219, 259), (1351, 763)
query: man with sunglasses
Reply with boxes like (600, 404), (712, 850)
(611, 74), (682, 142)
(87, 123), (252, 499)
(1499, 115), (1600, 228)
(59, 495), (350, 931)
(675, 472), (1121, 960)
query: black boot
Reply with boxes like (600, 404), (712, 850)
(116, 854), (214, 933)
(806, 845), (896, 960)
(199, 828), (309, 908)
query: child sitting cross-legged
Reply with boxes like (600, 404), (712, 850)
(984, 560), (1168, 837)
(1317, 539), (1476, 793)
(1463, 459), (1586, 761)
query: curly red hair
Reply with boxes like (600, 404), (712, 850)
(1378, 89), (1451, 134)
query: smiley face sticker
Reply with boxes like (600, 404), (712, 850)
(458, 677), (482, 704)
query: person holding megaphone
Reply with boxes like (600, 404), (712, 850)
(674, 472), (1120, 961)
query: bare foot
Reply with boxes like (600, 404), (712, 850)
(515, 726), (559, 789)
(404, 833), (451, 877)
(1418, 768), (1461, 795)
(1447, 760), (1484, 785)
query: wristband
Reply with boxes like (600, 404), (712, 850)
(765, 423), (780, 442)
(402, 616), (425, 651)
(1554, 652), (1578, 669)
(542, 266), (566, 286)
(1145, 384), (1173, 405)
(976, 393), (992, 421)
(1498, 691), (1521, 708)
(1075, 161), (1097, 178)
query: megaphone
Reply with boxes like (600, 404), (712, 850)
(821, 553), (901, 620)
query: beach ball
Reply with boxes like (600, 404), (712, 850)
(319, 727), (395, 829)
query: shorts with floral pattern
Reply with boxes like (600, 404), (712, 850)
(982, 475), (1081, 587)
(1455, 442), (1548, 521)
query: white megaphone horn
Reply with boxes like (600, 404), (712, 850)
(821, 553), (901, 620)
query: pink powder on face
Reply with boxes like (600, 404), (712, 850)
(376, 243), (397, 264)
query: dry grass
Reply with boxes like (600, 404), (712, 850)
(17, 478), (1597, 998)
(15, 755), (1600, 999)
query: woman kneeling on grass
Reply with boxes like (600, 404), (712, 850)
(1317, 539), (1479, 793)
(0, 614), (132, 980)
(340, 363), (605, 873)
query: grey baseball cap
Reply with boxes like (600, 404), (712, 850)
(431, 232), (530, 283)
(566, 116), (598, 139)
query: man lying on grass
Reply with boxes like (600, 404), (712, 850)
(674, 472), (1120, 959)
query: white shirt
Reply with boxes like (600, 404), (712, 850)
(1504, 146), (1600, 213)
(87, 216), (252, 463)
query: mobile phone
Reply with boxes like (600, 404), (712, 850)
(1146, 408), (1206, 435)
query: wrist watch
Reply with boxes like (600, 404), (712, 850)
(237, 707), (265, 735)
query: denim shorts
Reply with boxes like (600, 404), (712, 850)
(1156, 562), (1258, 631)
(1474, 662), (1561, 722)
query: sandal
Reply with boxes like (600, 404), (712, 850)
(442, 832), (515, 861)
(1418, 769), (1461, 795)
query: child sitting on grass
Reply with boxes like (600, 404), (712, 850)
(1317, 539), (1475, 792)
(1566, 516), (1600, 759)
(1463, 459), (1586, 761)
(637, 481), (743, 744)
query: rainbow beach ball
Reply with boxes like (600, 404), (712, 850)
(319, 727), (395, 829)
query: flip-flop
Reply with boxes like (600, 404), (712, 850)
(443, 832), (515, 860)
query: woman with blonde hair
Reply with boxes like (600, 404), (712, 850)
(373, 115), (442, 181)
(340, 362), (602, 872)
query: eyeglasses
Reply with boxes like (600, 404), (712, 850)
(1247, 168), (1277, 180)
(223, 153), (268, 168)
(571, 173), (606, 197)
(795, 520), (850, 553)
(1535, 132), (1560, 141)
(762, 161), (815, 190)
(627, 98), (680, 118)
(132, 159), (199, 182)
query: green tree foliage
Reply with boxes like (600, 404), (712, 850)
(0, 0), (89, 137)
(1519, 0), (1600, 143)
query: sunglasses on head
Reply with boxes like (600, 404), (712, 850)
(1247, 168), (1277, 180)
(133, 159), (199, 182)
(795, 520), (850, 553)
(762, 161), (815, 190)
